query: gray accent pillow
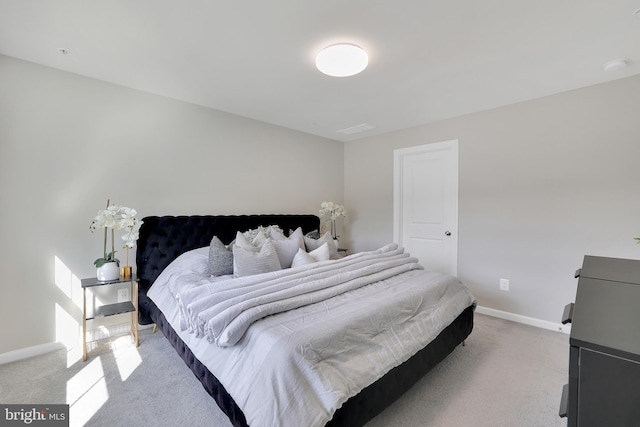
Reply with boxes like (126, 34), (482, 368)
(208, 236), (233, 276)
(298, 229), (320, 239)
(304, 231), (339, 259)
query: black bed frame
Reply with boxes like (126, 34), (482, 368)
(136, 215), (474, 427)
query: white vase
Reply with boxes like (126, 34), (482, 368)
(96, 262), (120, 281)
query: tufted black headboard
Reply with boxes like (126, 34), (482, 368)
(135, 214), (320, 324)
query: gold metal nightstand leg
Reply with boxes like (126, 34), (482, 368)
(131, 280), (139, 347)
(83, 288), (87, 362)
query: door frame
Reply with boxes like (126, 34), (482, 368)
(393, 139), (459, 276)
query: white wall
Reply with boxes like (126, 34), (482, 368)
(0, 55), (343, 355)
(344, 74), (640, 324)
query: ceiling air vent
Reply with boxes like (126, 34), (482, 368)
(337, 123), (375, 135)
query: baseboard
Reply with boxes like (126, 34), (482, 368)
(0, 342), (66, 365)
(476, 306), (571, 334)
(1, 324), (155, 365)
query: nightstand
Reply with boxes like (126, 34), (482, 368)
(80, 274), (139, 361)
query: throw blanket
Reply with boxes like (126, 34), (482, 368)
(177, 244), (422, 346)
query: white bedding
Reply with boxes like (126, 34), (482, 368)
(148, 244), (476, 427)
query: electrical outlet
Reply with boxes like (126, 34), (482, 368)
(500, 278), (510, 291)
(118, 288), (130, 302)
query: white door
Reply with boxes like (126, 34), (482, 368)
(393, 140), (458, 276)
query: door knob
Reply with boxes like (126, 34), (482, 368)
(445, 231), (451, 236)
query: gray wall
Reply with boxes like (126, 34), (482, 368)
(344, 74), (640, 324)
(3, 50), (639, 355)
(0, 55), (343, 354)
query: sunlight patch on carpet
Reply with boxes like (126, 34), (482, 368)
(67, 357), (108, 425)
(114, 344), (142, 381)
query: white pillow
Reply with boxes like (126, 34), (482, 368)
(304, 231), (339, 259)
(235, 230), (265, 248)
(271, 226), (303, 242)
(273, 239), (302, 268)
(236, 230), (297, 271)
(232, 239), (281, 277)
(291, 243), (330, 268)
(233, 231), (260, 274)
(268, 227), (305, 268)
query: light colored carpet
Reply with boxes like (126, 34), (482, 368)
(366, 313), (568, 427)
(0, 313), (568, 427)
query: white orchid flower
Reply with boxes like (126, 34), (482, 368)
(318, 202), (346, 240)
(91, 203), (143, 265)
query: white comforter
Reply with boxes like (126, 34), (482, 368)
(148, 244), (476, 427)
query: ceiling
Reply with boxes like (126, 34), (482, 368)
(1, 1), (639, 142)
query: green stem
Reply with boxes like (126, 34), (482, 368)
(103, 198), (110, 260)
(103, 227), (107, 259)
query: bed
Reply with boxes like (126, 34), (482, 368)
(136, 214), (475, 427)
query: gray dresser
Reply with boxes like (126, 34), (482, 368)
(559, 255), (640, 426)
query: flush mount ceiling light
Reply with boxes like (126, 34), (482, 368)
(602, 59), (628, 72)
(316, 43), (368, 77)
